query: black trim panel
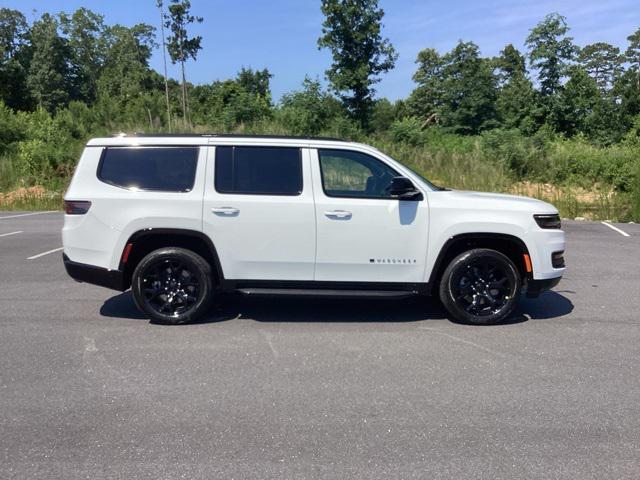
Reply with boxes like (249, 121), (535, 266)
(428, 233), (532, 288)
(525, 277), (562, 298)
(222, 279), (430, 295)
(121, 228), (225, 283)
(63, 254), (126, 291)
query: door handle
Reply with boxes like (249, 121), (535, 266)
(211, 207), (239, 216)
(324, 210), (352, 219)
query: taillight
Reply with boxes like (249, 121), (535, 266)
(64, 200), (92, 215)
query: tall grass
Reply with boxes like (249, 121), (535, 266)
(1, 117), (639, 221)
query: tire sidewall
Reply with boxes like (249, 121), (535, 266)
(132, 248), (213, 325)
(439, 249), (521, 325)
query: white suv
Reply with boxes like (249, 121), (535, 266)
(62, 134), (565, 325)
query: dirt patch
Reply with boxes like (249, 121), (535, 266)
(510, 181), (613, 203)
(0, 185), (46, 207)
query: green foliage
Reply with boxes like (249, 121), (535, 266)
(164, 0), (202, 65)
(26, 13), (71, 112)
(0, 8), (30, 111)
(525, 13), (577, 96)
(164, 0), (202, 125)
(0, 100), (26, 154)
(389, 117), (424, 145)
(410, 41), (498, 134)
(276, 77), (343, 135)
(59, 8), (107, 104)
(495, 44), (527, 83)
(318, 0), (397, 126)
(190, 69), (273, 129)
(579, 42), (622, 91)
(0, 6), (639, 220)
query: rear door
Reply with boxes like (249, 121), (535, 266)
(202, 145), (316, 281)
(311, 148), (429, 283)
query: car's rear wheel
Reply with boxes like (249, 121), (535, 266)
(131, 247), (214, 325)
(439, 248), (521, 325)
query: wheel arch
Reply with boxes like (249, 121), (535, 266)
(119, 228), (224, 290)
(428, 233), (532, 294)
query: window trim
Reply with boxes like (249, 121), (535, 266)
(96, 146), (199, 193)
(318, 148), (402, 200)
(214, 146), (303, 197)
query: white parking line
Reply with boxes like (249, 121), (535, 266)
(601, 221), (631, 237)
(27, 247), (64, 260)
(0, 231), (22, 237)
(0, 211), (58, 220)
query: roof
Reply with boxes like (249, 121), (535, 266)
(86, 133), (357, 148)
(110, 133), (345, 141)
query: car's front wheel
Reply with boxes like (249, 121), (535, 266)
(131, 247), (214, 325)
(439, 248), (521, 325)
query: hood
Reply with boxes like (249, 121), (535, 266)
(431, 189), (559, 214)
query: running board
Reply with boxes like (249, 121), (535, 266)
(236, 288), (417, 299)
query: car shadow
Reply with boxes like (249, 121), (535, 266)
(100, 290), (574, 325)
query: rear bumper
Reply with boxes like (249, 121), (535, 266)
(525, 276), (561, 298)
(63, 253), (127, 291)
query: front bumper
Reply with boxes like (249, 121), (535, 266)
(525, 276), (561, 298)
(63, 253), (127, 291)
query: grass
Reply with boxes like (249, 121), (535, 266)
(1, 120), (638, 221)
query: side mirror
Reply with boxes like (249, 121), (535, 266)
(387, 176), (423, 200)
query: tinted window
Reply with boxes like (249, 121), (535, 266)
(319, 149), (398, 198)
(215, 146), (302, 195)
(98, 147), (198, 192)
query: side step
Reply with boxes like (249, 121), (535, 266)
(236, 288), (417, 299)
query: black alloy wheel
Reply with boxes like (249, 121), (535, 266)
(132, 247), (214, 324)
(439, 249), (521, 325)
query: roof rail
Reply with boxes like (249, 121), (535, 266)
(111, 133), (346, 142)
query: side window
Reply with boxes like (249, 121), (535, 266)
(318, 149), (399, 199)
(98, 147), (198, 192)
(215, 146), (302, 195)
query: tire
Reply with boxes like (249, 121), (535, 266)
(131, 247), (214, 325)
(439, 248), (521, 325)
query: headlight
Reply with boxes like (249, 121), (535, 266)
(534, 214), (561, 229)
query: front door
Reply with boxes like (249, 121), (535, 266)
(311, 148), (429, 283)
(202, 145), (316, 281)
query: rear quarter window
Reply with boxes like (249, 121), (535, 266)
(98, 147), (199, 192)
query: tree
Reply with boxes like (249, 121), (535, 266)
(59, 8), (107, 104)
(495, 44), (526, 84)
(318, 0), (397, 127)
(496, 75), (540, 134)
(407, 48), (444, 121)
(0, 8), (30, 110)
(526, 13), (577, 96)
(626, 28), (640, 89)
(26, 13), (72, 112)
(277, 77), (343, 134)
(164, 0), (202, 128)
(156, 0), (172, 131)
(493, 44), (540, 133)
(409, 42), (498, 134)
(237, 67), (272, 99)
(96, 23), (159, 125)
(579, 42), (622, 91)
(557, 66), (600, 136)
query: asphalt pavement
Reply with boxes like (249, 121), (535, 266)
(1, 211), (639, 479)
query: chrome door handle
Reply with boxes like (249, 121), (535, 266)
(324, 210), (352, 219)
(211, 207), (239, 216)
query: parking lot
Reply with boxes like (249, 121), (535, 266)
(1, 211), (639, 479)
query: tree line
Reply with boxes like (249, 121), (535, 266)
(1, 3), (639, 140)
(0, 1), (639, 218)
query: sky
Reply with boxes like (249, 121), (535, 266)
(5, 0), (639, 101)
